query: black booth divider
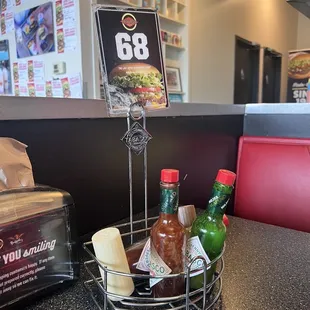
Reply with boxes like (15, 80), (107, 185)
(0, 115), (243, 235)
(0, 98), (244, 236)
(0, 98), (307, 236)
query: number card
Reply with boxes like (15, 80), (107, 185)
(94, 6), (169, 115)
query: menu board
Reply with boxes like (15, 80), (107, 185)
(0, 0), (82, 99)
(287, 49), (310, 103)
(95, 6), (169, 115)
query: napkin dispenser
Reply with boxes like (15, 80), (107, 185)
(0, 186), (79, 309)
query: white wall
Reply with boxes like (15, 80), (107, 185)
(79, 0), (96, 99)
(2, 0), (82, 93)
(189, 0), (299, 104)
(297, 12), (310, 50)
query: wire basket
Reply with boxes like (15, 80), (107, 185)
(83, 216), (224, 310)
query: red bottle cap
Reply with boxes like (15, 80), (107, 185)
(161, 169), (179, 183)
(223, 214), (229, 227)
(215, 169), (236, 186)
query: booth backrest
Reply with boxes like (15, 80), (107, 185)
(235, 136), (310, 233)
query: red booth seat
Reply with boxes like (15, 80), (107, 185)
(235, 136), (310, 233)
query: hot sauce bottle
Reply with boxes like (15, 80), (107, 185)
(150, 169), (186, 298)
(190, 169), (236, 290)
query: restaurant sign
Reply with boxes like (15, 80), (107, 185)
(287, 49), (310, 103)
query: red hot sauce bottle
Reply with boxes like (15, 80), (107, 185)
(150, 169), (186, 298)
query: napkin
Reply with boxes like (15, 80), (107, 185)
(0, 138), (34, 191)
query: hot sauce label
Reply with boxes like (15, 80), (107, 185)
(160, 188), (178, 214)
(136, 238), (150, 272)
(186, 236), (211, 277)
(207, 183), (233, 215)
(149, 242), (171, 287)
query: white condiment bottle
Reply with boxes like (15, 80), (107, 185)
(92, 227), (134, 301)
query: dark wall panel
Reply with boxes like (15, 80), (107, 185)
(244, 114), (310, 138)
(0, 115), (243, 235)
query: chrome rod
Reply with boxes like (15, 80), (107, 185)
(113, 216), (158, 229)
(127, 113), (134, 245)
(185, 260), (191, 310)
(83, 241), (225, 280)
(83, 281), (105, 310)
(103, 269), (108, 310)
(83, 254), (224, 303)
(143, 113), (148, 237)
(204, 277), (223, 310)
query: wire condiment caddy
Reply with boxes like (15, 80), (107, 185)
(83, 215), (225, 310)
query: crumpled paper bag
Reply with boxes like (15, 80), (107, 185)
(0, 138), (34, 190)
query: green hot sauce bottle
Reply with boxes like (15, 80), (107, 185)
(190, 169), (236, 290)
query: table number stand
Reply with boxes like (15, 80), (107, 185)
(83, 5), (224, 310)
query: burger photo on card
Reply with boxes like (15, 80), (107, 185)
(61, 77), (71, 98)
(14, 84), (19, 96)
(13, 63), (19, 83)
(109, 63), (166, 110)
(28, 83), (35, 97)
(28, 60), (34, 82)
(288, 52), (310, 79)
(57, 28), (64, 53)
(46, 81), (52, 97)
(1, 0), (7, 13)
(56, 1), (63, 27)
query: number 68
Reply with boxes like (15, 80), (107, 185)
(115, 32), (150, 61)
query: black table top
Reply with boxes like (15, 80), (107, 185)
(24, 216), (310, 310)
(221, 216), (310, 310)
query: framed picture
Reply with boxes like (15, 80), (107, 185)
(166, 67), (182, 92)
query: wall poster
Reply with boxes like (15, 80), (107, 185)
(287, 49), (310, 103)
(95, 6), (169, 115)
(14, 1), (55, 59)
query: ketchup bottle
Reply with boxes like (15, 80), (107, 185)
(150, 169), (186, 298)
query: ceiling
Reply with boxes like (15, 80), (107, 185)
(287, 0), (310, 18)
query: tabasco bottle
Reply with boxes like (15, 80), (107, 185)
(190, 169), (236, 290)
(150, 169), (186, 298)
